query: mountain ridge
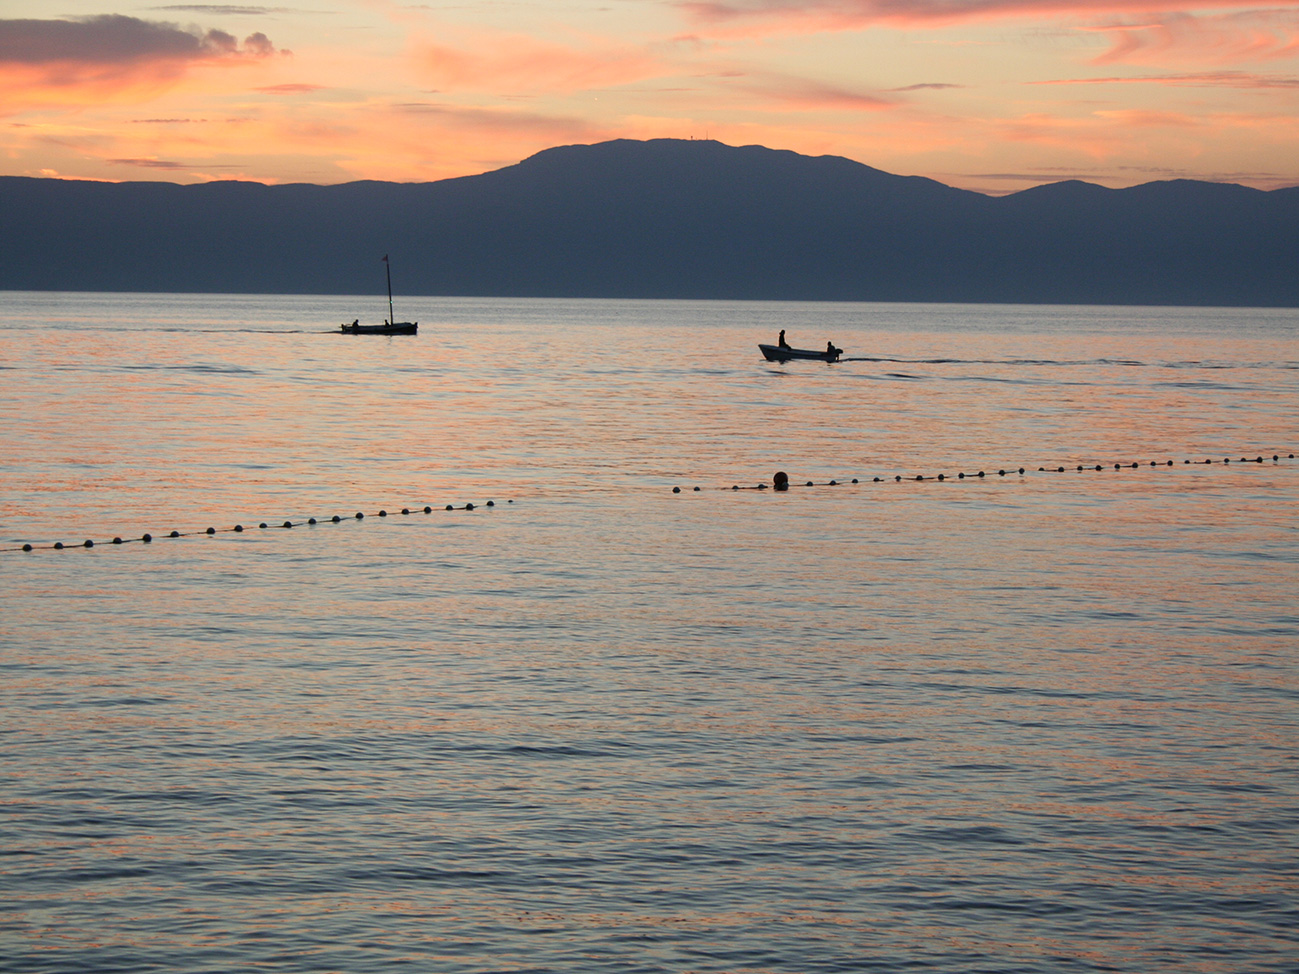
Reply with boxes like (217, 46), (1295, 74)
(2, 138), (1296, 305)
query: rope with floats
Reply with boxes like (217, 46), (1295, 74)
(670, 452), (1296, 493)
(4, 499), (509, 554)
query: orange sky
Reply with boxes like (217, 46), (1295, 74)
(2, 0), (1297, 193)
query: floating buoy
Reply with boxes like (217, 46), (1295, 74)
(402, 508), (410, 515)
(487, 500), (496, 506)
(355, 512), (364, 519)
(851, 478), (858, 484)
(693, 487), (700, 492)
(805, 480), (814, 487)
(958, 472), (965, 479)
(112, 537), (123, 545)
(259, 522), (268, 529)
(378, 510), (387, 517)
(170, 530), (180, 538)
(332, 515), (341, 523)
(424, 506), (432, 513)
(308, 517), (317, 525)
(977, 471), (985, 478)
(282, 521), (292, 528)
(234, 524), (244, 532)
(936, 474), (944, 481)
(206, 527), (216, 535)
(915, 475), (924, 481)
(731, 485), (738, 490)
(83, 540), (93, 548)
(465, 503), (474, 510)
(54, 542), (64, 549)
(142, 534), (152, 543)
(22, 543), (32, 552)
(895, 475), (902, 482)
(829, 480), (837, 486)
(673, 486), (681, 493)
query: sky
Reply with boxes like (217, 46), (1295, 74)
(2, 0), (1297, 194)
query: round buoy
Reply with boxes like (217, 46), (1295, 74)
(206, 527), (216, 535)
(170, 530), (180, 538)
(731, 485), (738, 490)
(895, 475), (902, 482)
(378, 510), (387, 517)
(958, 472), (965, 479)
(937, 474), (944, 481)
(112, 537), (123, 545)
(1167, 460), (1173, 466)
(805, 481), (814, 487)
(487, 500), (496, 506)
(673, 486), (681, 493)
(355, 512), (364, 519)
(22, 543), (32, 552)
(402, 508), (410, 515)
(54, 542), (64, 550)
(259, 522), (268, 529)
(234, 524), (244, 532)
(977, 471), (985, 478)
(874, 477), (881, 482)
(851, 478), (858, 484)
(142, 534), (152, 543)
(308, 518), (316, 525)
(1038, 467), (1045, 472)
(915, 475), (924, 481)
(332, 515), (341, 523)
(446, 504), (453, 510)
(758, 483), (767, 489)
(1018, 468), (1025, 474)
(1096, 465), (1103, 471)
(424, 506), (432, 513)
(829, 480), (837, 486)
(283, 521), (292, 529)
(693, 487), (700, 492)
(465, 503), (475, 510)
(83, 540), (93, 548)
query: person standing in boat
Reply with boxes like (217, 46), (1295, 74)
(778, 329), (790, 349)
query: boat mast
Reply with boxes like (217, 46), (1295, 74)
(383, 254), (394, 324)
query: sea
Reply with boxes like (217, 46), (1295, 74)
(1, 292), (1296, 973)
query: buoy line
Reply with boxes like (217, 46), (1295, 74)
(4, 499), (509, 554)
(671, 452), (1296, 493)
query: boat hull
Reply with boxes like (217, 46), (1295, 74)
(759, 343), (839, 362)
(341, 322), (418, 335)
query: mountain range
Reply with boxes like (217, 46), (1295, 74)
(2, 138), (1296, 306)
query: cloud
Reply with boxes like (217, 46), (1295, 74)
(256, 83), (326, 93)
(1035, 69), (1299, 87)
(1085, 10), (1299, 65)
(0, 15), (281, 66)
(675, 0), (1299, 37)
(108, 156), (188, 168)
(0, 15), (285, 115)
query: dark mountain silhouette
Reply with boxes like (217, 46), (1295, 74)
(2, 138), (1296, 305)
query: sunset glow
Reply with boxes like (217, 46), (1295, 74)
(2, 0), (1296, 192)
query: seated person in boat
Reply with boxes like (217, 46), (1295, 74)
(778, 329), (790, 349)
(826, 341), (842, 360)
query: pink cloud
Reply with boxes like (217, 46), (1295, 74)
(1085, 10), (1299, 65)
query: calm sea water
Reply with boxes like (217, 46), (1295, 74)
(1, 293), (1296, 973)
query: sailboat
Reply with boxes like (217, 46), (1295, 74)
(341, 255), (418, 334)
